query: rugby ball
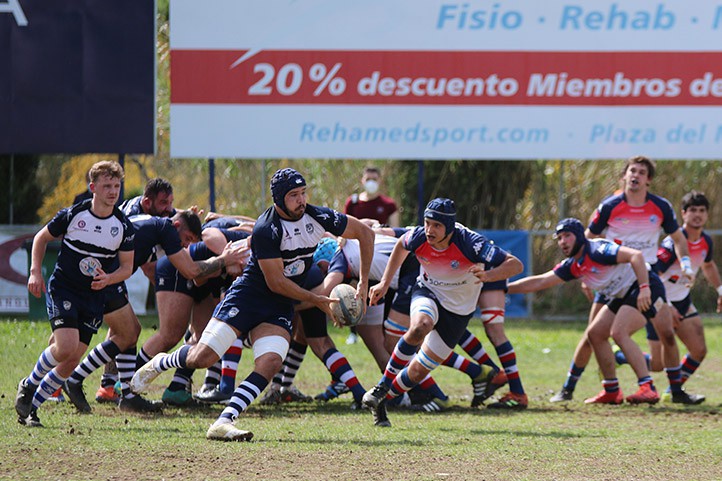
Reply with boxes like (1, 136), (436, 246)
(330, 284), (364, 326)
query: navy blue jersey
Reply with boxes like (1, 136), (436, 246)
(236, 204), (347, 302)
(120, 195), (176, 218)
(46, 199), (134, 290)
(202, 217), (242, 230)
(127, 215), (184, 271)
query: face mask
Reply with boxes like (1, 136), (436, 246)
(364, 180), (379, 195)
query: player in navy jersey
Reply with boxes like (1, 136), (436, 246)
(16, 161), (135, 427)
(61, 211), (246, 413)
(120, 177), (175, 218)
(131, 168), (375, 441)
(549, 156), (694, 404)
(362, 198), (523, 427)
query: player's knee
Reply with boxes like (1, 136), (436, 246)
(480, 307), (505, 326)
(186, 344), (219, 369)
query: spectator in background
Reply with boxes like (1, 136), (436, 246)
(344, 166), (400, 344)
(344, 166), (399, 228)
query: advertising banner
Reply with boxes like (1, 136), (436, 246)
(170, 0), (722, 159)
(0, 0), (155, 154)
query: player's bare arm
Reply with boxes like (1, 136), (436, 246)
(507, 270), (564, 294)
(27, 226), (57, 298)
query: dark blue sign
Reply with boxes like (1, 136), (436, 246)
(478, 229), (530, 318)
(0, 0), (155, 154)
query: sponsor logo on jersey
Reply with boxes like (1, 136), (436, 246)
(94, 225), (102, 233)
(158, 278), (165, 287)
(317, 212), (330, 221)
(78, 220), (86, 229)
(293, 227), (301, 236)
(284, 259), (305, 277)
(280, 316), (291, 326)
(271, 224), (280, 239)
(52, 318), (65, 327)
(79, 257), (102, 277)
(229, 307), (240, 318)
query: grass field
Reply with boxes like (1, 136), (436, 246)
(1, 316), (721, 481)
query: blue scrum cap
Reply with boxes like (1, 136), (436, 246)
(424, 198), (456, 236)
(313, 237), (339, 265)
(270, 168), (306, 215)
(555, 217), (586, 256)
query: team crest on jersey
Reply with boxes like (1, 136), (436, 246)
(450, 260), (459, 269)
(305, 223), (314, 234)
(186, 280), (193, 290)
(63, 301), (72, 311)
(228, 307), (240, 318)
(110, 226), (119, 237)
(649, 215), (658, 224)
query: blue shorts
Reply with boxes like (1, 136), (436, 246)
(103, 282), (129, 314)
(213, 280), (294, 336)
(644, 294), (697, 341)
(46, 276), (104, 345)
(606, 272), (666, 321)
(391, 269), (417, 315)
(481, 279), (508, 293)
(155, 256), (214, 303)
(411, 283), (473, 349)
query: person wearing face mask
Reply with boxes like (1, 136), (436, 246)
(344, 166), (400, 228)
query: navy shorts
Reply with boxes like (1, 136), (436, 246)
(606, 272), (666, 321)
(411, 283), (473, 349)
(103, 282), (129, 314)
(155, 256), (214, 303)
(213, 280), (294, 336)
(46, 276), (104, 345)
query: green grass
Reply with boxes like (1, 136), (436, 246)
(1, 316), (721, 481)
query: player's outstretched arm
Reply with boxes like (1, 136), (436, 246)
(507, 270), (563, 294)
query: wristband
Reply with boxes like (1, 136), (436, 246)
(717, 285), (722, 296)
(638, 283), (650, 290)
(680, 256), (692, 272)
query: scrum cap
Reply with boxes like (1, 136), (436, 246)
(270, 168), (306, 216)
(555, 217), (586, 256)
(424, 198), (456, 237)
(313, 237), (339, 266)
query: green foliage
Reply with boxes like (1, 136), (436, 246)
(1, 317), (721, 480)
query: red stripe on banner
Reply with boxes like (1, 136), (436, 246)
(171, 50), (722, 106)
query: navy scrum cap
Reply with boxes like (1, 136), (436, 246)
(555, 217), (586, 255)
(424, 198), (456, 236)
(271, 168), (306, 215)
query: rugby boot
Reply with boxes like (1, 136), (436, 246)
(206, 421), (253, 442)
(362, 384), (390, 410)
(671, 390), (705, 405)
(409, 397), (450, 413)
(195, 386), (232, 405)
(18, 408), (43, 428)
(372, 399), (391, 427)
(95, 385), (120, 404)
(15, 378), (35, 419)
(487, 391), (528, 410)
(549, 388), (574, 403)
(280, 385), (313, 403)
(130, 353), (166, 394)
(626, 383), (660, 405)
(119, 394), (163, 413)
(315, 380), (351, 401)
(470, 365), (497, 407)
(585, 389), (624, 404)
(62, 380), (92, 413)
